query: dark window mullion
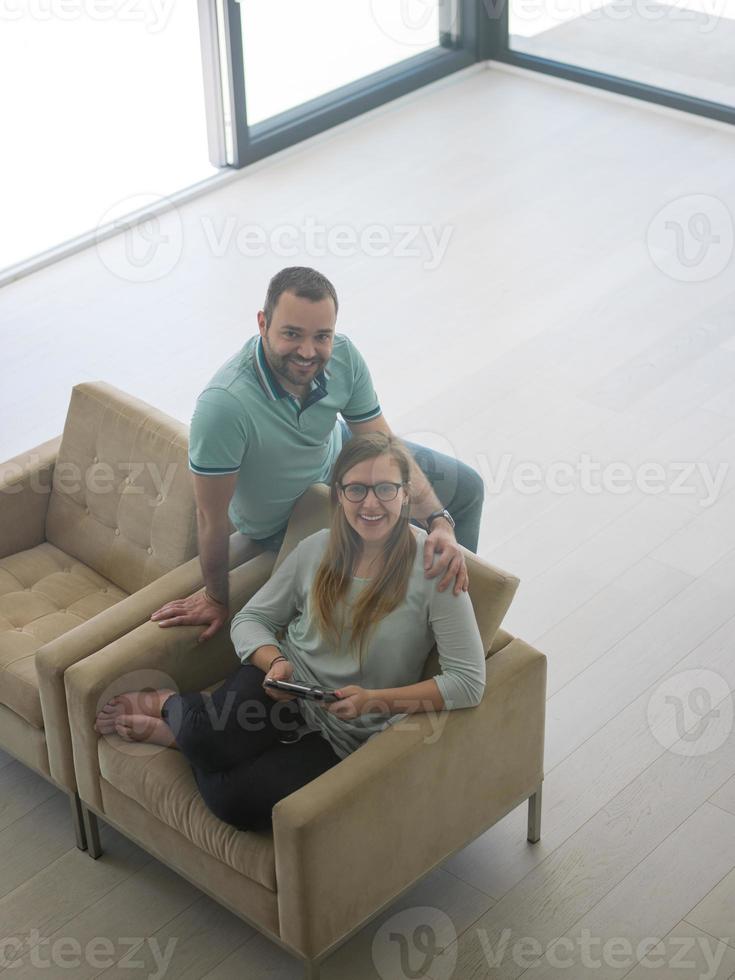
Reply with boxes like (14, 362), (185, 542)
(476, 0), (508, 59)
(499, 51), (735, 127)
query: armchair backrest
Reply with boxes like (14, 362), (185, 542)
(273, 483), (332, 573)
(45, 382), (198, 594)
(274, 484), (520, 657)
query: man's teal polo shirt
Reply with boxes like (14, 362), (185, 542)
(188, 334), (382, 539)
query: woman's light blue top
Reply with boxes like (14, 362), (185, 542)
(230, 528), (486, 760)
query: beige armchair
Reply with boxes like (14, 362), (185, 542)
(65, 484), (547, 980)
(0, 381), (208, 849)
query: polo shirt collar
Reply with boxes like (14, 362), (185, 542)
(253, 336), (330, 402)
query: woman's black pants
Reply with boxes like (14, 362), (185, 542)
(161, 664), (342, 830)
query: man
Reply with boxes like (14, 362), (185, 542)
(152, 267), (484, 641)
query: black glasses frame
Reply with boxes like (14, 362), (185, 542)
(338, 481), (405, 503)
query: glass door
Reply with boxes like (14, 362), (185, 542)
(241, 0), (455, 125)
(206, 0), (473, 167)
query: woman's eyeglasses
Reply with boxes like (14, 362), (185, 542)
(339, 481), (404, 503)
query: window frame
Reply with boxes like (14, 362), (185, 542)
(202, 0), (481, 169)
(477, 0), (735, 126)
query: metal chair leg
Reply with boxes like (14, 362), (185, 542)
(527, 783), (542, 843)
(69, 793), (87, 851)
(81, 805), (102, 859)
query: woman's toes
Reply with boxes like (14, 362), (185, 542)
(99, 697), (120, 715)
(94, 714), (117, 734)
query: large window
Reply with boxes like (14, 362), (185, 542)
(210, 0), (472, 168)
(1, 4), (216, 274)
(241, 0), (444, 125)
(2, 1), (477, 280)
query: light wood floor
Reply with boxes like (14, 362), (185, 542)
(512, 0), (735, 109)
(2, 62), (735, 978)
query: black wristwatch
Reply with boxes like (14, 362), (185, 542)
(425, 508), (455, 532)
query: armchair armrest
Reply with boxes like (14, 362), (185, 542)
(64, 551), (275, 810)
(37, 531), (271, 792)
(0, 436), (61, 559)
(33, 535), (231, 789)
(272, 637), (547, 959)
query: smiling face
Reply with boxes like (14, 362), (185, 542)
(337, 454), (408, 552)
(258, 290), (336, 394)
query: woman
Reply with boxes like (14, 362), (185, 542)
(94, 433), (486, 831)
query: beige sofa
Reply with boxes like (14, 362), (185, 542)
(65, 485), (547, 979)
(0, 381), (205, 847)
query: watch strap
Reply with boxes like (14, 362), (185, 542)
(426, 508), (455, 531)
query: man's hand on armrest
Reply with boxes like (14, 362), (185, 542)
(151, 471), (238, 642)
(151, 589), (229, 642)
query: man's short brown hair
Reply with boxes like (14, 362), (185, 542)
(263, 267), (339, 328)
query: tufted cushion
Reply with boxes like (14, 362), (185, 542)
(0, 543), (127, 728)
(45, 382), (198, 596)
(98, 738), (276, 891)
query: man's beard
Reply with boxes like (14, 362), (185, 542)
(264, 337), (325, 388)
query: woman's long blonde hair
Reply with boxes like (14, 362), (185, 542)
(310, 432), (417, 664)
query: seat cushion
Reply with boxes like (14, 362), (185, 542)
(0, 542), (127, 727)
(98, 737), (276, 892)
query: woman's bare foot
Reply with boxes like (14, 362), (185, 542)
(99, 713), (177, 747)
(95, 689), (175, 732)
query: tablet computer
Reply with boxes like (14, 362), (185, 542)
(263, 678), (341, 703)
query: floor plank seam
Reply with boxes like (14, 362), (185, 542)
(534, 566), (697, 691)
(681, 919), (735, 953)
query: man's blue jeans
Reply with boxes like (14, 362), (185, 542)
(337, 420), (484, 553)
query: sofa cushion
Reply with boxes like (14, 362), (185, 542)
(97, 737), (276, 892)
(0, 543), (127, 728)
